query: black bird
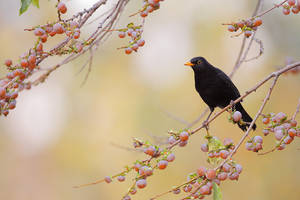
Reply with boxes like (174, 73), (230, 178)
(185, 56), (256, 131)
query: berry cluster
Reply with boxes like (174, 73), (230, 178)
(0, 1), (88, 116)
(245, 135), (263, 152)
(171, 137), (242, 199)
(168, 130), (190, 147)
(0, 54), (35, 116)
(138, 0), (165, 18)
(116, 23), (145, 55)
(282, 0), (300, 15)
(101, 135), (179, 200)
(200, 137), (235, 162)
(227, 17), (262, 38)
(261, 112), (299, 151)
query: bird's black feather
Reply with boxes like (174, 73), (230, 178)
(188, 56), (256, 131)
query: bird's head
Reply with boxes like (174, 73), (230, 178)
(184, 57), (209, 71)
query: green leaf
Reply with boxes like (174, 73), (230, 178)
(19, 0), (32, 15)
(213, 182), (222, 200)
(32, 0), (39, 8)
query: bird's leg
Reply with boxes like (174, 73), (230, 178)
(230, 100), (235, 112)
(203, 107), (214, 136)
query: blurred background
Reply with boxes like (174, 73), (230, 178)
(0, 0), (299, 199)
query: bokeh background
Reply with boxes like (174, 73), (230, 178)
(0, 0), (300, 199)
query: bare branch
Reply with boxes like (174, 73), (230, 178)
(292, 98), (300, 120)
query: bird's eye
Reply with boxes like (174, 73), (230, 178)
(197, 60), (202, 65)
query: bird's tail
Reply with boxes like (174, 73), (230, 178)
(234, 102), (256, 131)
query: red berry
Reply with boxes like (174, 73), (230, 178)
(290, 120), (297, 127)
(222, 163), (231, 172)
(28, 55), (36, 66)
(172, 188), (181, 194)
(137, 39), (145, 47)
(263, 129), (269, 136)
(5, 59), (12, 67)
(104, 176), (112, 183)
(197, 167), (206, 177)
(235, 164), (243, 174)
(133, 163), (141, 172)
(129, 188), (137, 195)
(237, 21), (245, 28)
(166, 153), (175, 162)
(179, 140), (187, 147)
(284, 135), (293, 144)
(49, 31), (56, 37)
(45, 26), (53, 33)
(36, 43), (43, 52)
(53, 23), (64, 34)
(232, 111), (242, 122)
(179, 131), (189, 142)
(283, 8), (290, 15)
(144, 146), (156, 156)
(140, 11), (148, 18)
(131, 43), (139, 51)
(206, 169), (216, 180)
(157, 160), (168, 170)
(11, 92), (18, 99)
(168, 136), (176, 144)
(58, 2), (67, 14)
(288, 0), (296, 6)
(147, 6), (154, 13)
(118, 31), (126, 38)
(2, 110), (9, 116)
(227, 25), (236, 32)
(125, 47), (132, 54)
(117, 175), (125, 182)
(183, 184), (192, 192)
(244, 30), (252, 38)
(255, 143), (263, 151)
(262, 117), (270, 124)
(20, 59), (29, 68)
(288, 128), (296, 137)
(0, 87), (6, 99)
(275, 129), (284, 141)
(278, 144), (286, 150)
(8, 100), (16, 110)
(292, 6), (300, 14)
(136, 179), (147, 189)
(123, 195), (131, 200)
(40, 34), (48, 43)
(219, 150), (229, 159)
(73, 31), (80, 39)
(201, 143), (208, 152)
(199, 185), (210, 195)
(253, 135), (263, 144)
(229, 172), (239, 180)
(34, 28), (45, 36)
(253, 18), (262, 27)
(217, 172), (228, 181)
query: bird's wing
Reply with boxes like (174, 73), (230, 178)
(215, 69), (241, 98)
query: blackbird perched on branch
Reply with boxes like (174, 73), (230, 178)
(185, 56), (256, 131)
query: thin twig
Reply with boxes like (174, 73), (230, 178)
(243, 37), (264, 62)
(255, 0), (288, 18)
(292, 98), (300, 120)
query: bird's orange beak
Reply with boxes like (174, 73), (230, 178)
(184, 62), (194, 67)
